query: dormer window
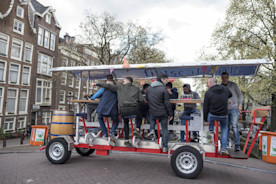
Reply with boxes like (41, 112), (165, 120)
(16, 6), (24, 19)
(46, 13), (51, 24)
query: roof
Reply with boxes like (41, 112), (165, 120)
(31, 0), (48, 14)
(50, 59), (272, 80)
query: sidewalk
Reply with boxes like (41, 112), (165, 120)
(0, 137), (43, 153)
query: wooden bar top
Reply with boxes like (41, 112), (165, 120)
(71, 99), (203, 104)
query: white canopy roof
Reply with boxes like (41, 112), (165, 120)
(50, 59), (272, 80)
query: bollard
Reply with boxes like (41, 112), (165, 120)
(20, 133), (24, 145)
(3, 134), (6, 147)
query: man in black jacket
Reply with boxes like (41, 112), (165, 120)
(203, 77), (232, 155)
(146, 74), (173, 152)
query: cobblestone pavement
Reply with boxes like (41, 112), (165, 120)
(0, 147), (275, 184)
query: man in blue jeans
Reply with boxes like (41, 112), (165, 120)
(221, 72), (243, 151)
(204, 78), (232, 155)
(146, 74), (173, 152)
(91, 76), (118, 140)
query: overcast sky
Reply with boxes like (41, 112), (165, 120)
(40, 0), (228, 63)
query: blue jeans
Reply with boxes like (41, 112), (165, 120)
(208, 113), (228, 149)
(98, 115), (119, 136)
(227, 109), (240, 149)
(151, 116), (169, 148)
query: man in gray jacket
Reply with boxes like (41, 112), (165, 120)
(221, 72), (243, 151)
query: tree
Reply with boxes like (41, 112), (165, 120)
(207, 0), (276, 131)
(79, 11), (168, 65)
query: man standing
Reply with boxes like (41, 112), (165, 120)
(92, 76), (144, 146)
(204, 78), (232, 155)
(146, 74), (173, 152)
(221, 72), (243, 151)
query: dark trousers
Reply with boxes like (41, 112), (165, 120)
(121, 107), (142, 139)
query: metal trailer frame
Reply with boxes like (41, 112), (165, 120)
(44, 59), (272, 179)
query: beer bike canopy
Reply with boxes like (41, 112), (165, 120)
(50, 59), (272, 80)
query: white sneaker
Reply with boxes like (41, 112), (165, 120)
(146, 130), (155, 140)
(162, 147), (168, 152)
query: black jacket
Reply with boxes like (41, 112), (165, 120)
(203, 84), (232, 121)
(169, 87), (178, 111)
(146, 81), (173, 118)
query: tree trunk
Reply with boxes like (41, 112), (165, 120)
(271, 93), (276, 132)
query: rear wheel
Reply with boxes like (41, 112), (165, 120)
(171, 146), (203, 179)
(75, 147), (95, 156)
(46, 138), (71, 164)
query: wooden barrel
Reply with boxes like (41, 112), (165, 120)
(51, 110), (75, 139)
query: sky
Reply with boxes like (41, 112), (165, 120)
(40, 0), (229, 63)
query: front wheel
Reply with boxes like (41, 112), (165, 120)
(46, 138), (71, 164)
(171, 146), (203, 179)
(75, 148), (95, 156)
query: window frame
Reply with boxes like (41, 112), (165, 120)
(45, 13), (52, 24)
(61, 72), (67, 85)
(17, 116), (26, 129)
(50, 33), (55, 51)
(68, 73), (74, 88)
(6, 88), (18, 115)
(16, 6), (24, 19)
(38, 27), (44, 46)
(13, 19), (24, 35)
(35, 79), (52, 106)
(22, 65), (31, 86)
(44, 30), (50, 49)
(19, 89), (29, 114)
(24, 43), (33, 63)
(59, 90), (66, 104)
(42, 111), (51, 125)
(8, 62), (21, 85)
(4, 117), (16, 132)
(0, 32), (9, 57)
(10, 38), (23, 61)
(0, 60), (7, 83)
(0, 87), (4, 115)
(37, 53), (53, 76)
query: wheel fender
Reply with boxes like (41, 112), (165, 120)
(56, 136), (74, 151)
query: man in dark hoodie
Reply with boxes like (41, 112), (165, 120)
(92, 77), (144, 146)
(146, 74), (173, 152)
(203, 77), (232, 155)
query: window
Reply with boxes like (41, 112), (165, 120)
(24, 43), (33, 63)
(22, 66), (31, 85)
(4, 117), (15, 132)
(45, 13), (51, 24)
(36, 79), (52, 105)
(9, 63), (20, 84)
(42, 111), (51, 125)
(62, 58), (68, 66)
(0, 87), (4, 115)
(50, 33), (55, 51)
(59, 90), (66, 104)
(70, 60), (75, 67)
(68, 74), (74, 87)
(75, 78), (80, 88)
(0, 32), (9, 56)
(61, 72), (67, 85)
(44, 30), (50, 48)
(38, 27), (44, 46)
(37, 53), (53, 76)
(6, 88), (18, 115)
(17, 117), (26, 129)
(16, 6), (24, 18)
(13, 19), (24, 35)
(0, 60), (7, 82)
(19, 89), (28, 114)
(11, 38), (23, 61)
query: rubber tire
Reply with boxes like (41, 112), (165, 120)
(75, 148), (95, 156)
(46, 138), (72, 164)
(171, 146), (203, 179)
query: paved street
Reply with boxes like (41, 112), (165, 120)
(0, 145), (275, 184)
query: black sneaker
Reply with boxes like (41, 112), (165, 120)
(124, 140), (133, 147)
(235, 146), (240, 152)
(134, 129), (142, 139)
